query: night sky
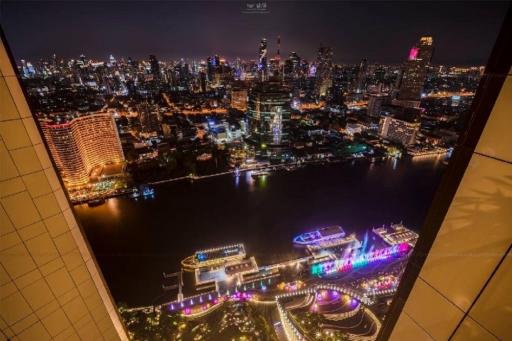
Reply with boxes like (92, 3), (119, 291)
(1, 1), (509, 65)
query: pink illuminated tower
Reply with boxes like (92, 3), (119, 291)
(408, 47), (419, 60)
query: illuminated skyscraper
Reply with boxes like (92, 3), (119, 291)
(355, 58), (368, 92)
(41, 112), (125, 187)
(315, 46), (333, 97)
(417, 36), (434, 64)
(258, 38), (268, 80)
(138, 103), (161, 134)
(149, 54), (160, 81)
(276, 35), (281, 62)
(247, 81), (291, 148)
(231, 88), (248, 112)
(206, 55), (220, 83)
(269, 36), (282, 77)
(284, 52), (301, 80)
(398, 36), (434, 102)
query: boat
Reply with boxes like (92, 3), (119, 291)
(251, 170), (271, 178)
(131, 187), (141, 198)
(372, 222), (419, 247)
(87, 198), (106, 207)
(181, 244), (246, 271)
(293, 226), (346, 245)
(132, 185), (155, 199)
(141, 185), (155, 197)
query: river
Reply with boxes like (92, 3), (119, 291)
(74, 156), (446, 307)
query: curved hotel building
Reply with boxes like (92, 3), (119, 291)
(41, 113), (124, 188)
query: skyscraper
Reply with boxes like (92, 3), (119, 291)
(374, 66), (386, 83)
(398, 36), (434, 103)
(355, 58), (368, 92)
(270, 36), (282, 77)
(41, 112), (125, 187)
(276, 35), (281, 62)
(367, 93), (388, 118)
(417, 36), (434, 64)
(258, 38), (268, 81)
(149, 54), (160, 81)
(231, 88), (248, 112)
(138, 103), (161, 134)
(247, 81), (291, 149)
(315, 46), (333, 97)
(284, 52), (301, 80)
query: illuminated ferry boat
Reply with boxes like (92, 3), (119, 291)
(293, 225), (346, 245)
(372, 223), (419, 247)
(181, 244), (246, 271)
(142, 186), (155, 197)
(131, 185), (155, 199)
(307, 233), (361, 252)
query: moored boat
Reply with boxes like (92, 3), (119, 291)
(293, 225), (346, 245)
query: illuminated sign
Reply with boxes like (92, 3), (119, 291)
(311, 243), (410, 276)
(408, 47), (419, 60)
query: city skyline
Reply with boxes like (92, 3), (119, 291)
(2, 1), (508, 65)
(1, 5), (510, 340)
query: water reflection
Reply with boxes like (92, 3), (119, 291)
(392, 157), (398, 170)
(106, 197), (121, 219)
(246, 170), (255, 191)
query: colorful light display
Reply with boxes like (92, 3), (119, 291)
(408, 47), (419, 60)
(361, 275), (399, 292)
(310, 243), (410, 276)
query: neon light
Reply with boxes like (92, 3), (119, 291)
(311, 242), (410, 276)
(408, 47), (419, 60)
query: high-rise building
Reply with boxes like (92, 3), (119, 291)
(138, 103), (161, 134)
(398, 55), (425, 102)
(367, 93), (388, 118)
(374, 65), (386, 83)
(199, 71), (207, 92)
(149, 54), (160, 81)
(231, 88), (248, 111)
(247, 81), (291, 148)
(270, 36), (282, 78)
(284, 52), (301, 80)
(276, 35), (281, 62)
(206, 55), (220, 83)
(258, 38), (268, 81)
(355, 58), (368, 92)
(315, 46), (333, 97)
(417, 35), (434, 64)
(379, 114), (420, 146)
(41, 112), (125, 187)
(398, 36), (434, 103)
